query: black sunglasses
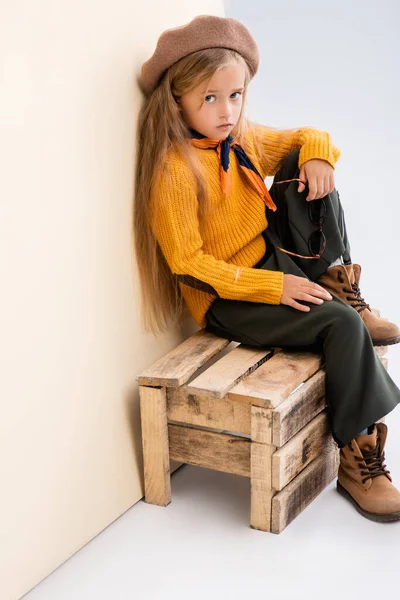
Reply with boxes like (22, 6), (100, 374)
(308, 197), (327, 258)
(272, 178), (327, 260)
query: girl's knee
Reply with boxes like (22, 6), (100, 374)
(329, 300), (367, 335)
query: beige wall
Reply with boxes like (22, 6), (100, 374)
(0, 2), (224, 598)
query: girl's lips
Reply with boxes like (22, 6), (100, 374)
(217, 124), (232, 128)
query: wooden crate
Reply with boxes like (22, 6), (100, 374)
(137, 328), (388, 534)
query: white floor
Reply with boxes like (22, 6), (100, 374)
(23, 351), (400, 600)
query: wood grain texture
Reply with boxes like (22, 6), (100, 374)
(186, 345), (273, 399)
(228, 351), (322, 408)
(271, 440), (339, 534)
(250, 406), (276, 531)
(137, 325), (385, 389)
(272, 369), (326, 447)
(139, 385), (171, 506)
(251, 406), (273, 445)
(136, 330), (230, 387)
(272, 411), (330, 491)
(167, 387), (251, 434)
(138, 318), (390, 533)
(168, 423), (250, 477)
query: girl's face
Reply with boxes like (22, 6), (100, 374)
(177, 61), (246, 139)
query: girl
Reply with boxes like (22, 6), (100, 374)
(134, 14), (400, 523)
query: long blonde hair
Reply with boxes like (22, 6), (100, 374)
(133, 47), (266, 335)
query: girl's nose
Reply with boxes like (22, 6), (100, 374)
(220, 104), (232, 120)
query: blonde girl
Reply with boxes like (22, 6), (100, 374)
(134, 14), (400, 523)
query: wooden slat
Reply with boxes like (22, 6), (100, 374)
(270, 349), (386, 446)
(250, 406), (276, 532)
(272, 369), (326, 447)
(272, 412), (330, 491)
(250, 444), (275, 532)
(167, 387), (251, 434)
(137, 325), (386, 389)
(228, 351), (322, 408)
(168, 423), (250, 476)
(186, 345), (273, 399)
(271, 440), (339, 534)
(136, 329), (230, 387)
(139, 386), (171, 506)
(251, 406), (273, 445)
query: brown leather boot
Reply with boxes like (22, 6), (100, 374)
(337, 423), (400, 522)
(317, 263), (400, 346)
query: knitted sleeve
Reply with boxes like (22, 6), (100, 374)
(247, 123), (341, 179)
(149, 155), (284, 305)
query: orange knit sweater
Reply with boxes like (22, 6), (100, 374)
(149, 123), (340, 328)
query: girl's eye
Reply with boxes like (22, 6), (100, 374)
(204, 92), (242, 102)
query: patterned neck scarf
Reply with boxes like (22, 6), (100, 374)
(188, 127), (277, 212)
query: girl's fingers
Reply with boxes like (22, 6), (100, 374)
(303, 284), (332, 299)
(289, 300), (311, 312)
(297, 293), (324, 304)
(317, 178), (325, 198)
(309, 179), (323, 200)
(305, 174), (335, 199)
(306, 178), (317, 200)
(324, 174), (331, 197)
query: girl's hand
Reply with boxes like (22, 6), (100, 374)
(297, 159), (335, 201)
(281, 274), (333, 312)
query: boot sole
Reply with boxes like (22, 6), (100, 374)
(372, 336), (400, 346)
(337, 481), (400, 522)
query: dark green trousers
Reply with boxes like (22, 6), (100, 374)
(205, 150), (400, 447)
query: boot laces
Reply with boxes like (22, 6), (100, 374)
(352, 443), (391, 484)
(337, 272), (370, 313)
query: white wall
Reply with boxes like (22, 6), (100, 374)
(0, 2), (224, 599)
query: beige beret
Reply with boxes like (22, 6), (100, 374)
(139, 14), (259, 96)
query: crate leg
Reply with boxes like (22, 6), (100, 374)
(250, 406), (275, 532)
(139, 385), (171, 506)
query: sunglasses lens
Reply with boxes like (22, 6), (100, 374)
(309, 199), (322, 223)
(309, 230), (324, 256)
